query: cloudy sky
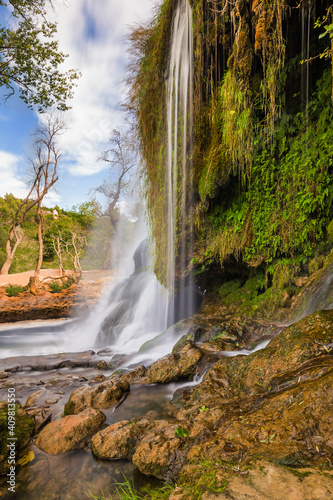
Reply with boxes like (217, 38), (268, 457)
(0, 0), (156, 209)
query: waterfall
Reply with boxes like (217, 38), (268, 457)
(89, 0), (197, 358)
(166, 0), (194, 326)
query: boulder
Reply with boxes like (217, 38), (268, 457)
(64, 378), (129, 415)
(132, 420), (187, 480)
(91, 418), (152, 460)
(120, 365), (148, 384)
(143, 343), (203, 384)
(92, 417), (189, 480)
(35, 408), (105, 455)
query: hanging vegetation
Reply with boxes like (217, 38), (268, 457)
(128, 0), (333, 284)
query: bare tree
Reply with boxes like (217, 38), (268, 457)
(32, 115), (65, 278)
(51, 233), (65, 277)
(95, 128), (136, 234)
(0, 114), (65, 275)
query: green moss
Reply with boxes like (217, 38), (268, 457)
(63, 401), (76, 416)
(219, 279), (242, 299)
(0, 402), (35, 474)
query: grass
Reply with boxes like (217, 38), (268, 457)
(48, 279), (73, 293)
(5, 284), (27, 296)
(86, 476), (173, 500)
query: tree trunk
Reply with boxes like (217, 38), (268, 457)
(35, 201), (43, 278)
(71, 233), (82, 276)
(57, 237), (65, 277)
(0, 228), (21, 275)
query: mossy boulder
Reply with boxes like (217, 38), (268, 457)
(143, 343), (203, 384)
(132, 420), (188, 480)
(92, 417), (188, 480)
(35, 408), (105, 455)
(63, 378), (129, 415)
(91, 418), (152, 460)
(0, 402), (35, 475)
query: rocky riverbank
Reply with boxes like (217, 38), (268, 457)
(1, 261), (333, 499)
(0, 306), (332, 498)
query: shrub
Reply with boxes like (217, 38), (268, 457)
(48, 281), (62, 293)
(5, 285), (27, 296)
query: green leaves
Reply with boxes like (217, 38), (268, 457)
(174, 426), (189, 438)
(0, 0), (80, 110)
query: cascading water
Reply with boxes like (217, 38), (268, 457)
(166, 0), (196, 326)
(89, 0), (197, 360)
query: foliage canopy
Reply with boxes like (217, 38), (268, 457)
(0, 0), (79, 110)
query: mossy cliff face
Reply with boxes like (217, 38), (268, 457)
(129, 0), (333, 286)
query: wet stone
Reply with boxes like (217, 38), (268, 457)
(35, 408), (106, 455)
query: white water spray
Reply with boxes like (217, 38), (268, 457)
(166, 0), (194, 324)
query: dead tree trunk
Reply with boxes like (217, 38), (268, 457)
(71, 232), (83, 276)
(52, 235), (65, 277)
(35, 200), (43, 278)
(1, 227), (22, 275)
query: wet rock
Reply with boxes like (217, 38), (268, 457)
(143, 343), (203, 384)
(35, 408), (105, 455)
(45, 397), (61, 405)
(132, 420), (187, 480)
(63, 378), (130, 415)
(120, 365), (148, 384)
(200, 462), (333, 500)
(1, 351), (99, 373)
(96, 360), (108, 370)
(91, 417), (189, 480)
(140, 318), (195, 354)
(25, 390), (44, 408)
(172, 325), (205, 353)
(169, 311), (333, 470)
(175, 310), (333, 413)
(89, 374), (107, 384)
(0, 402), (35, 475)
(91, 419), (152, 460)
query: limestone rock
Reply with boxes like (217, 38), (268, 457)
(201, 462), (333, 500)
(144, 343), (203, 384)
(132, 420), (187, 479)
(120, 365), (148, 384)
(35, 408), (105, 455)
(64, 378), (129, 415)
(25, 390), (44, 408)
(91, 418), (152, 460)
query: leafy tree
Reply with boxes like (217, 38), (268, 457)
(0, 0), (80, 110)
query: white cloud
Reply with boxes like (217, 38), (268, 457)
(0, 150), (28, 198)
(45, 0), (156, 178)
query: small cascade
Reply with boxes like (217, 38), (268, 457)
(94, 231), (169, 357)
(166, 0), (195, 326)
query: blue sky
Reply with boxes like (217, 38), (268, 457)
(0, 0), (155, 210)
